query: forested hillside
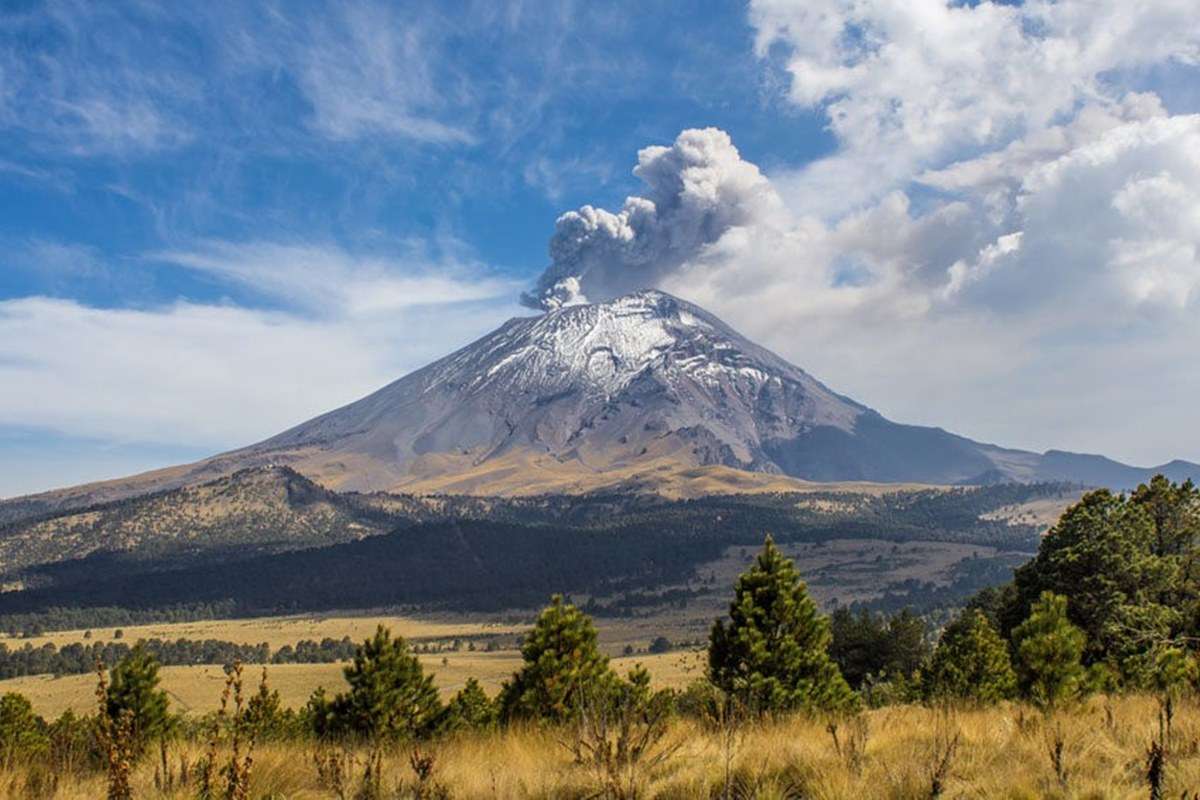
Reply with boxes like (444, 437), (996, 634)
(0, 477), (1072, 624)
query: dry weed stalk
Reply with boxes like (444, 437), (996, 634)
(827, 712), (869, 776)
(312, 746), (354, 799)
(1045, 721), (1068, 790)
(405, 746), (450, 800)
(1146, 738), (1165, 800)
(356, 742), (386, 800)
(152, 737), (192, 792)
(926, 727), (960, 799)
(706, 691), (746, 800)
(200, 661), (262, 800)
(568, 687), (680, 800)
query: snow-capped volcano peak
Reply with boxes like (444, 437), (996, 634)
(249, 289), (867, 486)
(427, 289), (840, 407)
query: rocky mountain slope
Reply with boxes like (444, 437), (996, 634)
(2, 290), (1195, 524)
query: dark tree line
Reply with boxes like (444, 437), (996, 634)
(0, 636), (363, 679)
(0, 602), (238, 639)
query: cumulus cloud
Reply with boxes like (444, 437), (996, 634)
(521, 1), (1200, 464)
(751, 0), (1200, 214)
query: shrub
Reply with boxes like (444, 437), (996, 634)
(0, 692), (48, 762)
(437, 677), (497, 734)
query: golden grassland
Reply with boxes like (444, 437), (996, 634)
(1, 650), (708, 719)
(2, 695), (1196, 798)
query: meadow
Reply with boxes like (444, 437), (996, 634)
(0, 650), (706, 719)
(0, 694), (1191, 798)
(0, 611), (707, 717)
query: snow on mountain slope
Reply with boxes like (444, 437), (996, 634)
(244, 290), (871, 488)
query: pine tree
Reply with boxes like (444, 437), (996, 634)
(708, 536), (856, 713)
(498, 595), (614, 723)
(0, 692), (48, 758)
(438, 677), (497, 733)
(926, 609), (1016, 704)
(329, 625), (442, 740)
(245, 669), (291, 738)
(1131, 475), (1200, 558)
(105, 644), (171, 752)
(1012, 591), (1087, 709)
(1012, 489), (1176, 664)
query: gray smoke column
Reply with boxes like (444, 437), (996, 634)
(521, 127), (781, 310)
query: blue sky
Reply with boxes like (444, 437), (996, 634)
(2, 0), (1200, 497)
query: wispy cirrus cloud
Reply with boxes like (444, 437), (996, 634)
(0, 2), (197, 156)
(285, 5), (476, 144)
(154, 239), (519, 317)
(0, 1), (480, 158)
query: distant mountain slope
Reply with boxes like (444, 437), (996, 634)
(1032, 450), (1200, 488)
(0, 466), (421, 582)
(0, 481), (1068, 617)
(1, 290), (1195, 523)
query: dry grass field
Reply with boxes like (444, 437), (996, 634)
(0, 649), (706, 718)
(0, 694), (1193, 798)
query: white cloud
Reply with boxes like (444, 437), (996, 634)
(0, 1), (477, 158)
(0, 236), (523, 463)
(284, 4), (476, 144)
(0, 293), (521, 451)
(751, 0), (1200, 213)
(0, 2), (196, 156)
(155, 240), (519, 317)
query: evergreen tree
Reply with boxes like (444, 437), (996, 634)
(926, 609), (1016, 703)
(498, 595), (614, 723)
(1131, 475), (1200, 558)
(1012, 591), (1087, 709)
(1148, 644), (1196, 697)
(708, 536), (856, 713)
(829, 608), (887, 688)
(302, 686), (335, 739)
(328, 626), (441, 740)
(438, 677), (497, 734)
(885, 609), (930, 678)
(829, 608), (930, 689)
(244, 669), (292, 738)
(105, 644), (171, 751)
(1011, 489), (1177, 666)
(0, 692), (47, 758)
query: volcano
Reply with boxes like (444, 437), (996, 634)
(4, 290), (1196, 520)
